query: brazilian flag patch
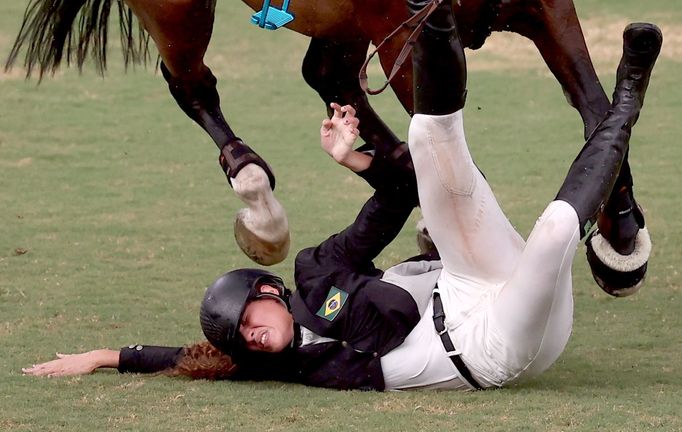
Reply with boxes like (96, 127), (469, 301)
(316, 287), (349, 321)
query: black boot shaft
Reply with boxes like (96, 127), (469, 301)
(556, 23), (662, 238)
(613, 23), (662, 109)
(409, 0), (467, 115)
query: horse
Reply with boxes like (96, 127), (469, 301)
(5, 0), (649, 294)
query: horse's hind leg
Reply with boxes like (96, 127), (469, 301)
(124, 0), (289, 265)
(504, 0), (609, 137)
(302, 38), (418, 202)
(511, 1), (650, 294)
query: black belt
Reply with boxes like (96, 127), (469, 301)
(433, 289), (484, 390)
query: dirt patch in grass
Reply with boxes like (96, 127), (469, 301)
(0, 32), (23, 80)
(468, 17), (681, 72)
(0, 66), (26, 81)
(583, 18), (681, 64)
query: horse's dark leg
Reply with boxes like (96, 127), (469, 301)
(302, 38), (417, 201)
(505, 0), (651, 292)
(499, 0), (608, 137)
(124, 0), (289, 265)
(125, 0), (274, 186)
(159, 64), (275, 187)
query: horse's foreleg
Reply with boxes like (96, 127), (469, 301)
(518, 4), (650, 294)
(125, 0), (289, 265)
(519, 3), (609, 138)
(302, 38), (417, 201)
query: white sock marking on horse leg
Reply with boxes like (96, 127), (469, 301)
(232, 164), (289, 243)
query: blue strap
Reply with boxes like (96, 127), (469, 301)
(258, 0), (272, 27)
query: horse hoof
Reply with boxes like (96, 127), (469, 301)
(585, 227), (651, 297)
(231, 164), (289, 265)
(234, 213), (290, 266)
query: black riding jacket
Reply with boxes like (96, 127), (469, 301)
(119, 164), (423, 390)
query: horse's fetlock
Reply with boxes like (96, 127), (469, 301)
(233, 165), (271, 200)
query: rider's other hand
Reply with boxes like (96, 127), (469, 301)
(320, 102), (360, 164)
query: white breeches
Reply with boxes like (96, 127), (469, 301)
(408, 112), (581, 387)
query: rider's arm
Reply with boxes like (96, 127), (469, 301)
(22, 346), (185, 377)
(320, 103), (417, 204)
(117, 344), (185, 374)
(295, 189), (415, 278)
(334, 149), (372, 172)
(307, 103), (418, 270)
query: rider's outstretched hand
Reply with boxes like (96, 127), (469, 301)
(320, 103), (371, 172)
(22, 350), (119, 377)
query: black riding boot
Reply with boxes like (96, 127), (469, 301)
(580, 23), (663, 296)
(594, 21), (662, 251)
(408, 0), (467, 115)
(556, 23), (662, 239)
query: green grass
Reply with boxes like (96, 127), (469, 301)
(1, 0), (681, 431)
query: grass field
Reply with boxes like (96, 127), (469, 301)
(1, 0), (681, 431)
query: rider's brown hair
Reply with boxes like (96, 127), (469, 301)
(163, 341), (237, 380)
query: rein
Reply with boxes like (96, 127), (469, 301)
(359, 0), (443, 95)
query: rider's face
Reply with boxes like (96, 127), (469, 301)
(239, 285), (294, 353)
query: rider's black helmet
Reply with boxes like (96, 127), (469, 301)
(200, 268), (290, 356)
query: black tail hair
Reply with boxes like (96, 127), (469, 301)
(5, 0), (151, 78)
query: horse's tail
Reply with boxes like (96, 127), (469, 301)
(5, 0), (151, 78)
